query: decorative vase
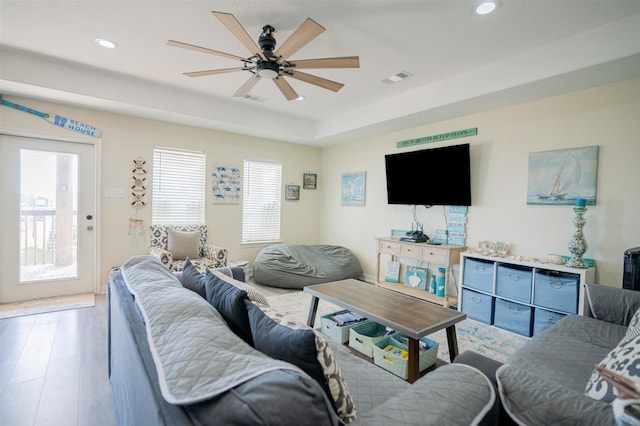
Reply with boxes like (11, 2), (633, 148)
(436, 268), (446, 297)
(429, 274), (437, 295)
(566, 199), (589, 269)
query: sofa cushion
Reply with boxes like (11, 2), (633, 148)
(246, 301), (356, 423)
(167, 229), (201, 260)
(585, 308), (640, 402)
(205, 269), (253, 346)
(181, 258), (206, 297)
(209, 269), (269, 306)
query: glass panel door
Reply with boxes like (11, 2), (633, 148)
(20, 149), (78, 282)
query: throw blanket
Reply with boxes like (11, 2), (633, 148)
(120, 255), (299, 404)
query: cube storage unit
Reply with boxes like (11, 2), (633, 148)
(372, 335), (439, 380)
(459, 252), (595, 337)
(320, 310), (368, 344)
(349, 321), (392, 357)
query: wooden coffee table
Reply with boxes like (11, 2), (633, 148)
(304, 279), (466, 383)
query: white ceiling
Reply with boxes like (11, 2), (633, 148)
(1, 0), (640, 146)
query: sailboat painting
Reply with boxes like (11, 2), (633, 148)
(527, 146), (598, 205)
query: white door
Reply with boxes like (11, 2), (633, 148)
(0, 134), (96, 303)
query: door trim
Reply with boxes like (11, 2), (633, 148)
(1, 127), (102, 294)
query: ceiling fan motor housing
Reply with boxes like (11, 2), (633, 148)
(259, 25), (276, 58)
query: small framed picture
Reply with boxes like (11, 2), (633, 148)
(285, 184), (300, 201)
(303, 173), (317, 189)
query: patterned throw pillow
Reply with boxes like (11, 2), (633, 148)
(585, 308), (640, 402)
(246, 300), (357, 423)
(208, 269), (270, 306)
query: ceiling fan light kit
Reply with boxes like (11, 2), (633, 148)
(168, 11), (359, 101)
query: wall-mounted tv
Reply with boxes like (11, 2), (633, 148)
(385, 143), (472, 206)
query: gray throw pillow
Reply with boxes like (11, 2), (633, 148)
(167, 229), (200, 260)
(204, 269), (253, 346)
(181, 258), (206, 298)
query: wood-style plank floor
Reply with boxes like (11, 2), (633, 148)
(0, 295), (117, 426)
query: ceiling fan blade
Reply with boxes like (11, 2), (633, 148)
(167, 40), (246, 62)
(273, 77), (299, 101)
(184, 68), (246, 77)
(286, 70), (344, 92)
(274, 18), (325, 62)
(212, 11), (266, 61)
(285, 56), (360, 69)
(233, 75), (261, 98)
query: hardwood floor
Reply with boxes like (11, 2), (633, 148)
(0, 295), (117, 426)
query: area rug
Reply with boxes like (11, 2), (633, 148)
(0, 293), (95, 319)
(266, 291), (528, 363)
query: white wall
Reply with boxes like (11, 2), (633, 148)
(319, 78), (640, 287)
(1, 97), (322, 292)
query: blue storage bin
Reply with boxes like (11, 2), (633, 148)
(494, 298), (533, 337)
(533, 308), (566, 335)
(462, 258), (494, 293)
(495, 265), (532, 303)
(461, 289), (494, 325)
(533, 271), (579, 314)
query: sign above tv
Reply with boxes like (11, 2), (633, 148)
(396, 128), (477, 149)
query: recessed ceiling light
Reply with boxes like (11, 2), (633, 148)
(475, 0), (501, 15)
(94, 38), (117, 49)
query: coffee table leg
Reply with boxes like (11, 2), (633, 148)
(407, 337), (419, 384)
(307, 295), (320, 328)
(446, 325), (459, 362)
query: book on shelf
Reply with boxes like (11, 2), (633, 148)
(382, 344), (408, 359)
(405, 265), (427, 290)
(384, 261), (400, 283)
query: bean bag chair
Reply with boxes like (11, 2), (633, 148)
(252, 244), (362, 289)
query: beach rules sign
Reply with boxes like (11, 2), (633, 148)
(397, 128), (476, 148)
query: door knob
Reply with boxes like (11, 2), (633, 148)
(86, 214), (93, 220)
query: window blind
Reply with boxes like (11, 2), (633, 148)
(242, 159), (281, 244)
(152, 147), (205, 225)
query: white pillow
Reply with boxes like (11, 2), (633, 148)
(585, 308), (640, 402)
(167, 229), (200, 260)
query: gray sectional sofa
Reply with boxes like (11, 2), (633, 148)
(494, 283), (640, 425)
(108, 256), (498, 425)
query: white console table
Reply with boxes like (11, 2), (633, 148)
(375, 237), (466, 308)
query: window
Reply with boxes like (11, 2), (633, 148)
(152, 147), (205, 224)
(242, 159), (281, 244)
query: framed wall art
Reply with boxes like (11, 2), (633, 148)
(303, 173), (317, 189)
(341, 171), (366, 206)
(285, 184), (300, 201)
(527, 145), (599, 206)
(212, 165), (241, 204)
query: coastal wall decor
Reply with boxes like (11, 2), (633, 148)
(527, 146), (599, 206)
(303, 173), (317, 189)
(341, 171), (366, 206)
(212, 165), (241, 204)
(285, 184), (300, 201)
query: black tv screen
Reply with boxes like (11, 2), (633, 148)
(385, 143), (471, 206)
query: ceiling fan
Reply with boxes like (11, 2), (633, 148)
(168, 11), (360, 101)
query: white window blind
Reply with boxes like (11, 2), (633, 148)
(152, 147), (205, 225)
(242, 159), (281, 244)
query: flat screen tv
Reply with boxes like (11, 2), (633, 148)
(385, 143), (471, 206)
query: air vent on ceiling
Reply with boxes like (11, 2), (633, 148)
(244, 94), (268, 102)
(382, 71), (412, 84)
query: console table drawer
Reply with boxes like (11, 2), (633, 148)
(421, 248), (447, 264)
(400, 244), (423, 260)
(379, 240), (400, 255)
